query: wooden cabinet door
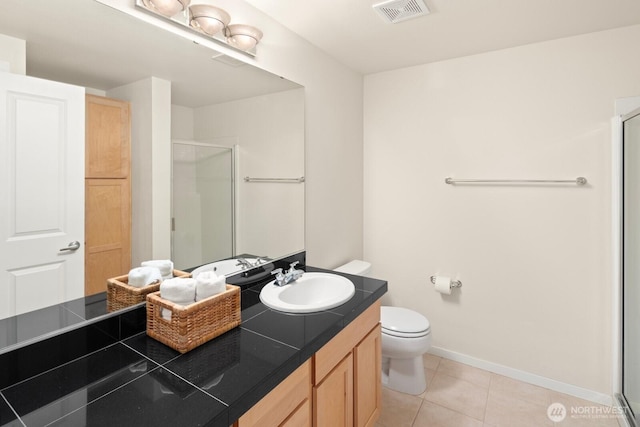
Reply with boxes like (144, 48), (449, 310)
(85, 95), (130, 178)
(84, 94), (131, 295)
(314, 353), (354, 427)
(85, 179), (131, 295)
(354, 325), (381, 427)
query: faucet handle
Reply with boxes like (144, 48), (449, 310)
(271, 268), (285, 286)
(287, 261), (299, 271)
(235, 257), (251, 269)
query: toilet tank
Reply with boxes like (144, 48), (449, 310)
(333, 260), (372, 276)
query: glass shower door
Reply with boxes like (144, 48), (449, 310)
(171, 141), (234, 270)
(623, 109), (640, 425)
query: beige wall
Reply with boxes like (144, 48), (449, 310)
(108, 77), (173, 265)
(363, 25), (640, 399)
(0, 33), (25, 74)
(193, 89), (305, 259)
(248, 24), (364, 269)
(98, 0), (365, 270)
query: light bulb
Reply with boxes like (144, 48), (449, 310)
(225, 24), (263, 51)
(189, 5), (230, 36)
(142, 0), (190, 17)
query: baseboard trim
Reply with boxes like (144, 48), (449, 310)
(429, 346), (613, 406)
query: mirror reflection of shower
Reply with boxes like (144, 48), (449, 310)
(171, 139), (236, 270)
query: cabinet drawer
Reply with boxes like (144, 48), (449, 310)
(314, 300), (380, 384)
(238, 359), (311, 427)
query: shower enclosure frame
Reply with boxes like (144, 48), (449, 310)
(170, 139), (238, 269)
(614, 104), (640, 427)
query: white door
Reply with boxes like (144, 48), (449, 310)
(0, 72), (85, 319)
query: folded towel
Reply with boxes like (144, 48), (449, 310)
(142, 260), (174, 280)
(195, 270), (226, 302)
(127, 267), (162, 288)
(160, 277), (196, 320)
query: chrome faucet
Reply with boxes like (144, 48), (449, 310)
(271, 261), (304, 286)
(286, 261), (304, 282)
(235, 258), (253, 269)
(236, 256), (269, 269)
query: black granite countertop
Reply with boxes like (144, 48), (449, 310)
(0, 260), (387, 427)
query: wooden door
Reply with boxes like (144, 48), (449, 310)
(314, 353), (354, 427)
(0, 73), (85, 318)
(354, 325), (382, 427)
(84, 95), (131, 295)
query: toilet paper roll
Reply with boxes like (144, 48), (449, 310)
(434, 276), (452, 295)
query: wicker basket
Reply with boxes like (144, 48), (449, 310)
(107, 269), (190, 312)
(146, 285), (241, 353)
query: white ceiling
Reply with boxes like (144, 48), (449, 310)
(2, 0), (639, 103)
(0, 0), (300, 107)
(245, 0), (640, 74)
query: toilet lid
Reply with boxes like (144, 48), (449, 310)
(381, 306), (430, 337)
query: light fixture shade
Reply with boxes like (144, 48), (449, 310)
(142, 0), (191, 17)
(189, 5), (230, 36)
(225, 24), (263, 51)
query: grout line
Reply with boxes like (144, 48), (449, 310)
(121, 339), (173, 367)
(42, 365), (167, 426)
(483, 372), (495, 423)
(410, 398), (424, 427)
(239, 327), (299, 350)
(1, 391), (25, 427)
(1, 341), (121, 392)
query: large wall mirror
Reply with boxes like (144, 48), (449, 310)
(0, 0), (304, 351)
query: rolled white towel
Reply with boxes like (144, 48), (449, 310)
(142, 260), (174, 280)
(159, 277), (196, 320)
(127, 267), (162, 288)
(195, 271), (226, 302)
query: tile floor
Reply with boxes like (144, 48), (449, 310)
(375, 353), (623, 427)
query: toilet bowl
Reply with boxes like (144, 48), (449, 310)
(380, 306), (431, 395)
(334, 260), (432, 395)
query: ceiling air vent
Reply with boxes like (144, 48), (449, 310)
(211, 53), (246, 67)
(373, 0), (430, 24)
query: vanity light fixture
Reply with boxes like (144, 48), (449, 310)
(225, 24), (263, 51)
(138, 0), (263, 55)
(142, 0), (190, 17)
(189, 5), (230, 36)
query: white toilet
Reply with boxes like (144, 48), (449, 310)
(334, 260), (432, 395)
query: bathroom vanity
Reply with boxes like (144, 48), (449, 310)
(237, 300), (381, 427)
(0, 257), (386, 427)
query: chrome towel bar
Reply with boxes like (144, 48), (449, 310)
(445, 177), (587, 185)
(244, 176), (305, 183)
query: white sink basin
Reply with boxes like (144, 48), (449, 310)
(192, 258), (260, 277)
(259, 272), (355, 313)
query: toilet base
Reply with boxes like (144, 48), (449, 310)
(381, 355), (427, 395)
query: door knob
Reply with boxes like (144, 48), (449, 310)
(59, 241), (81, 252)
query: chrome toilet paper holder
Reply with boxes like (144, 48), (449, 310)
(430, 276), (462, 288)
